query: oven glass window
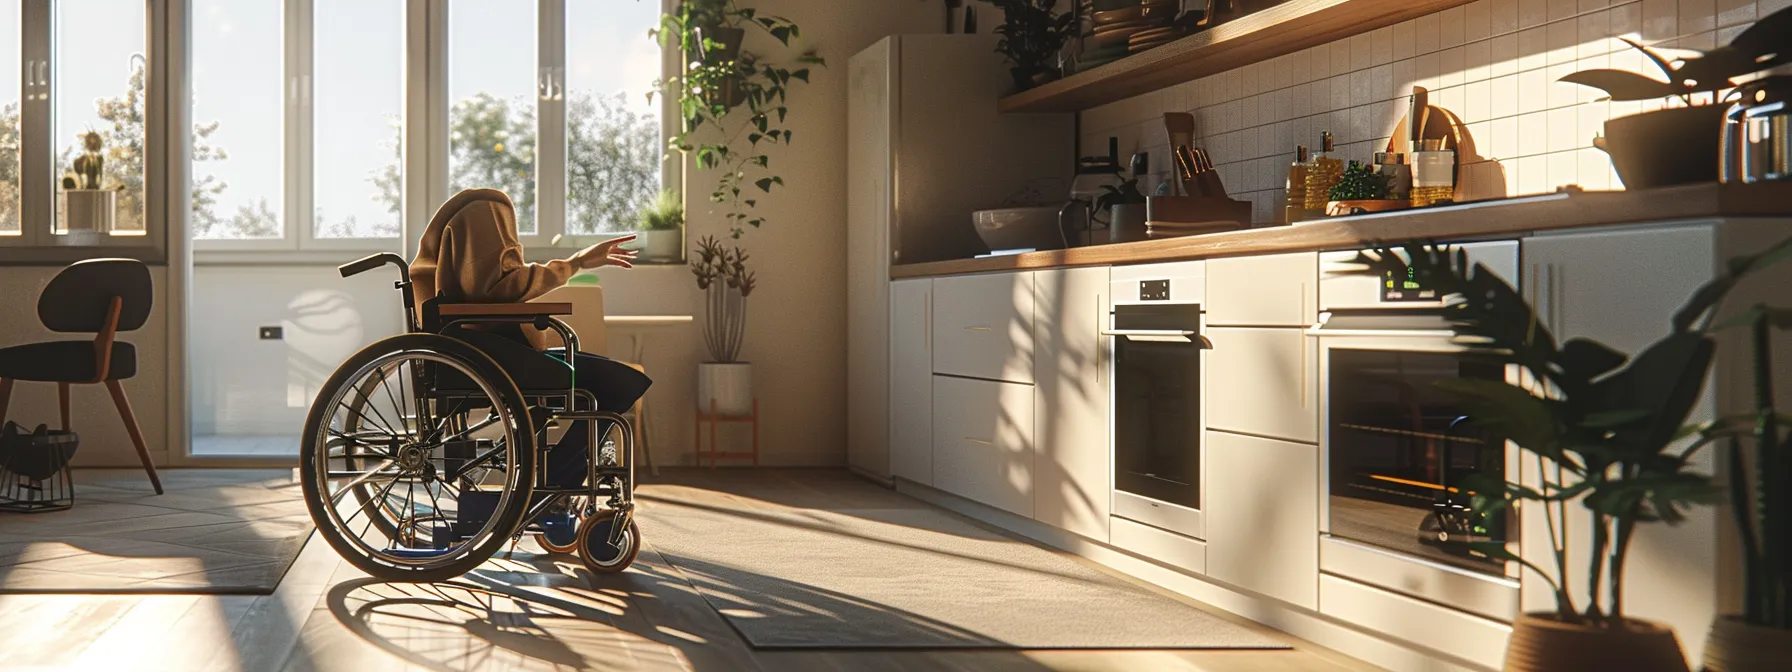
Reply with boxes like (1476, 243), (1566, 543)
(1327, 348), (1510, 574)
(1114, 336), (1201, 510)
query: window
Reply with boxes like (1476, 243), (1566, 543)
(426, 0), (670, 248)
(190, 0), (404, 252)
(0, 0), (163, 259)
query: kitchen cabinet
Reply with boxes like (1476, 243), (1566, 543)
(933, 272), (1036, 384)
(1031, 267), (1111, 542)
(1207, 430), (1319, 609)
(1521, 224), (1721, 653)
(1207, 252), (1318, 327)
(1205, 327), (1317, 443)
(932, 375), (1035, 517)
(890, 279), (933, 485)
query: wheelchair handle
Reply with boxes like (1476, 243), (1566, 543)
(339, 252), (408, 279)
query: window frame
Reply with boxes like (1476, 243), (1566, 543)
(420, 0), (681, 263)
(0, 0), (169, 265)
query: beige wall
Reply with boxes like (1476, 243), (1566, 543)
(1079, 0), (1788, 223)
(0, 266), (170, 468)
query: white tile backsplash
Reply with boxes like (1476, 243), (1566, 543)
(1078, 0), (1769, 224)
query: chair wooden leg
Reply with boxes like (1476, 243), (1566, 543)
(104, 380), (163, 495)
(0, 378), (12, 427)
(58, 383), (70, 431)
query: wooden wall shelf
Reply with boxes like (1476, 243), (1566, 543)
(998, 0), (1473, 114)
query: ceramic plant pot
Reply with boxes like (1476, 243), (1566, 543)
(634, 230), (683, 262)
(1599, 105), (1728, 189)
(698, 362), (753, 417)
(1108, 203), (1148, 243)
(1703, 616), (1792, 672)
(1503, 613), (1690, 672)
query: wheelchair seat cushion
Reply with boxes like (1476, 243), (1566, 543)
(0, 340), (136, 382)
(436, 327), (574, 393)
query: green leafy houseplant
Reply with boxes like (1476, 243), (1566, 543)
(655, 0), (823, 238)
(981, 0), (1075, 91)
(1341, 236), (1792, 636)
(635, 188), (684, 232)
(1326, 161), (1385, 201)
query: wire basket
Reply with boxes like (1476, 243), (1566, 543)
(0, 422), (79, 513)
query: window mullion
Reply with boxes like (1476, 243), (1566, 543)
(535, 0), (563, 245)
(20, 0), (50, 248)
(285, 0), (304, 250)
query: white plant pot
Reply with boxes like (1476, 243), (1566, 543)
(639, 230), (683, 262)
(698, 362), (753, 417)
(62, 189), (116, 232)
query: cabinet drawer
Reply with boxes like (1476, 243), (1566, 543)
(1206, 327), (1317, 443)
(932, 375), (1034, 517)
(933, 272), (1034, 384)
(1207, 252), (1317, 326)
(1207, 430), (1318, 609)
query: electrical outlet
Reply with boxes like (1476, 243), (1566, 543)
(259, 326), (283, 340)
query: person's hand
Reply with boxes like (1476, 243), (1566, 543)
(571, 235), (638, 269)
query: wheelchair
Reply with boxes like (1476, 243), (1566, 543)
(298, 252), (641, 582)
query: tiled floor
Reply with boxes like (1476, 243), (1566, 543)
(0, 469), (1379, 671)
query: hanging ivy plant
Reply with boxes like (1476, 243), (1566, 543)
(654, 0), (824, 238)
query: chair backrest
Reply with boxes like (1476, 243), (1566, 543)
(39, 258), (153, 333)
(533, 284), (608, 357)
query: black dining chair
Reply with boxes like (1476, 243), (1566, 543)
(0, 258), (162, 494)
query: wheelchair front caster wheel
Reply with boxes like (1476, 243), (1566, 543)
(576, 510), (640, 574)
(535, 530), (580, 555)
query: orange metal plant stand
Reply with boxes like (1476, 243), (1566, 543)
(695, 398), (759, 467)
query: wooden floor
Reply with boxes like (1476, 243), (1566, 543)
(0, 468), (1378, 672)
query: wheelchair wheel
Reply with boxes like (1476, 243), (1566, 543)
(533, 496), (585, 555)
(300, 334), (536, 582)
(576, 509), (640, 574)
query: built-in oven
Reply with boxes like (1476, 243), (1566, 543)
(1108, 263), (1210, 540)
(1312, 241), (1523, 623)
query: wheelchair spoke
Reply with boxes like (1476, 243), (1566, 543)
(341, 472), (405, 528)
(445, 441), (509, 483)
(329, 459), (397, 505)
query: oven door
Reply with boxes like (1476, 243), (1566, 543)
(1311, 323), (1522, 622)
(1109, 307), (1207, 540)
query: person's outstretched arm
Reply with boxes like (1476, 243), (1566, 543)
(438, 200), (637, 304)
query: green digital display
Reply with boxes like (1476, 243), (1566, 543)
(1382, 265), (1436, 302)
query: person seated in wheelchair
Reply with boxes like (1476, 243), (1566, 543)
(410, 187), (650, 490)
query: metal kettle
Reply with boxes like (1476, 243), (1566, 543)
(1721, 76), (1792, 183)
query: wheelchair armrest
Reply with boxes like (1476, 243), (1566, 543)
(436, 302), (573, 317)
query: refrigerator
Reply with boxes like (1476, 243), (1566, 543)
(845, 34), (1073, 478)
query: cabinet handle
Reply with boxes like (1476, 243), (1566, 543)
(964, 437), (995, 446)
(965, 326), (991, 332)
(1300, 281), (1308, 409)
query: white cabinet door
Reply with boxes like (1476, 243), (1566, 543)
(1522, 225), (1719, 658)
(1032, 267), (1111, 542)
(932, 375), (1035, 517)
(933, 272), (1035, 384)
(1207, 430), (1319, 609)
(1206, 327), (1317, 443)
(1207, 252), (1318, 327)
(890, 279), (933, 484)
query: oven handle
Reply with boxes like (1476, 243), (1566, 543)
(1102, 329), (1214, 347)
(1303, 328), (1457, 339)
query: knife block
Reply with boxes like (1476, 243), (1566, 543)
(1145, 195), (1253, 226)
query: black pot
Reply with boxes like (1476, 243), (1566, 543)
(1600, 105), (1728, 189)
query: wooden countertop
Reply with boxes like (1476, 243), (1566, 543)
(890, 182), (1792, 279)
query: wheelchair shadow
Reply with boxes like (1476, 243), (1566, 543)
(325, 546), (1064, 671)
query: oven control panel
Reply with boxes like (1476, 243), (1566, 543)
(1317, 241), (1518, 310)
(1139, 279), (1170, 301)
(1112, 260), (1205, 305)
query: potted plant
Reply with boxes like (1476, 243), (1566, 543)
(1557, 6), (1790, 189)
(1324, 160), (1408, 216)
(655, 0), (822, 238)
(690, 235), (756, 417)
(1701, 281), (1792, 670)
(632, 188), (684, 262)
(982, 0), (1075, 92)
(1093, 170), (1146, 243)
(1342, 235), (1792, 672)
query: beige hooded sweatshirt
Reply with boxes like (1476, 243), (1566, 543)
(410, 188), (576, 348)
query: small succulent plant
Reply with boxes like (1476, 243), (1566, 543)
(1559, 5), (1790, 103)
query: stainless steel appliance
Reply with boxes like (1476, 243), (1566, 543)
(1108, 263), (1210, 540)
(1721, 75), (1791, 184)
(1311, 242), (1522, 622)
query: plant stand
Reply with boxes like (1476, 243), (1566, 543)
(694, 398), (758, 467)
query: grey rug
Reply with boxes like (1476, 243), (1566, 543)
(0, 469), (313, 594)
(642, 495), (1291, 650)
